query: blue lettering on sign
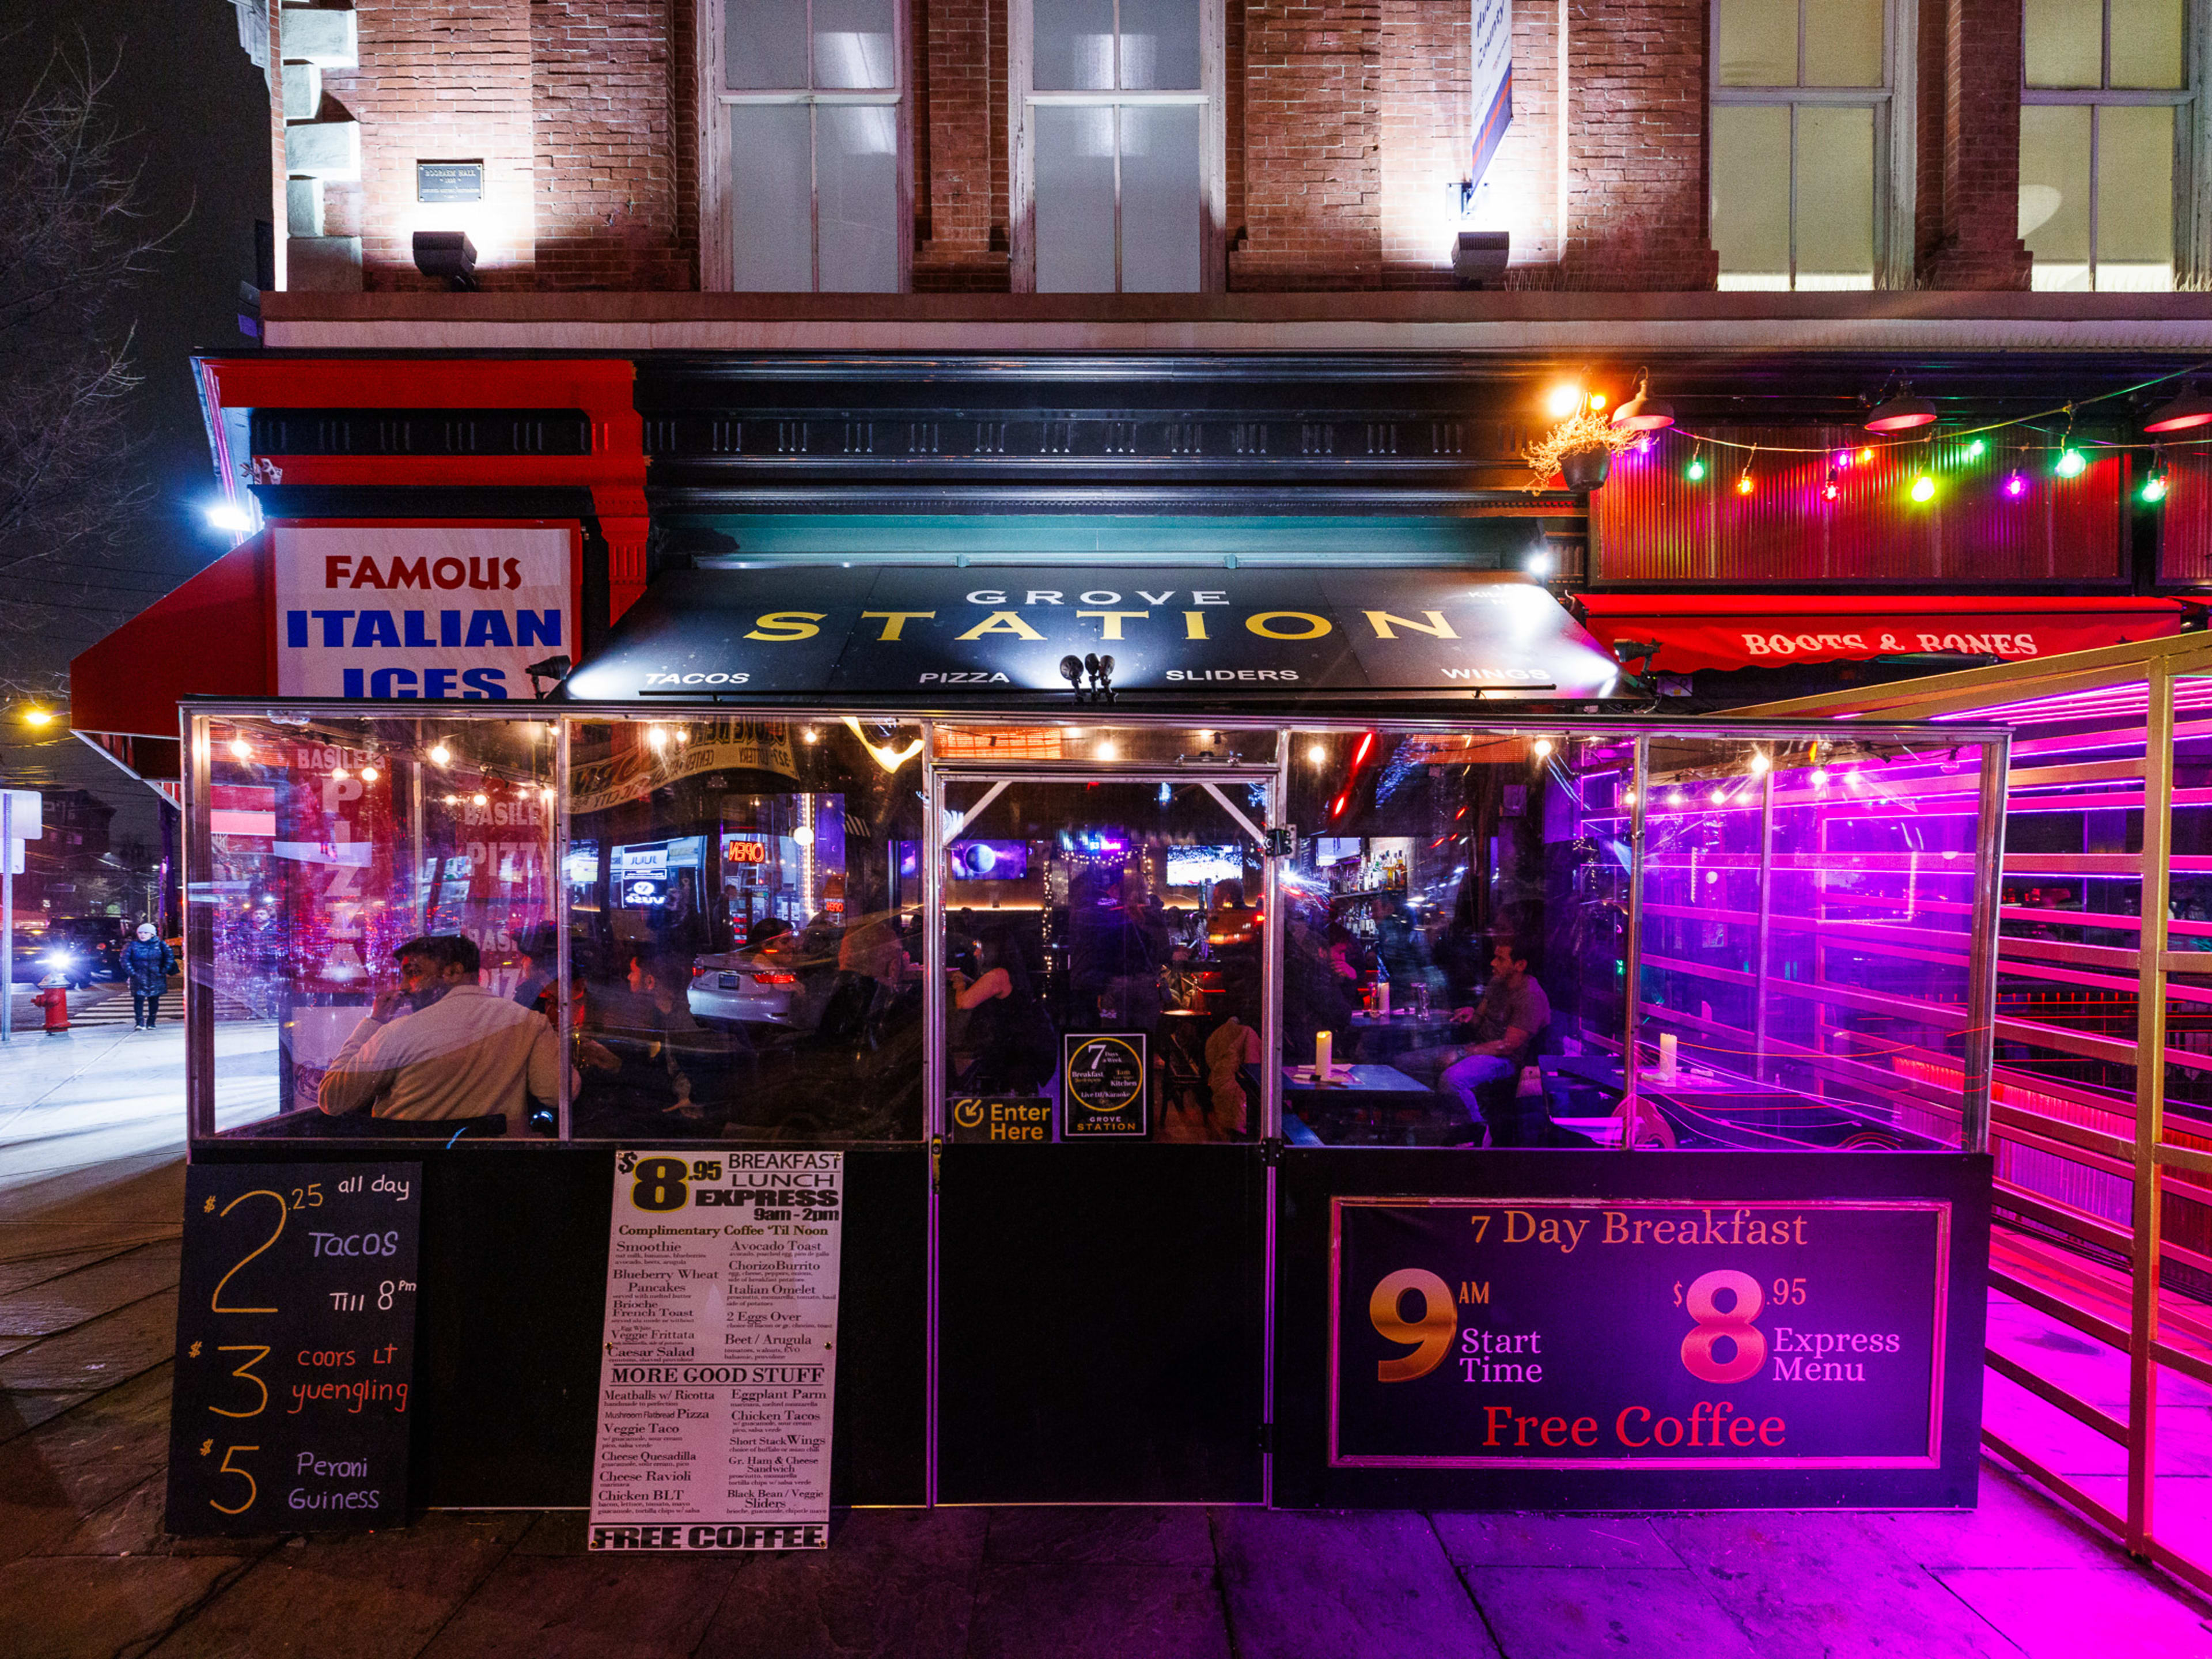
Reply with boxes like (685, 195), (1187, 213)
(353, 610), (401, 648)
(342, 666), (509, 699)
(465, 611), (513, 648)
(516, 609), (560, 647)
(403, 611), (435, 647)
(441, 610), (462, 646)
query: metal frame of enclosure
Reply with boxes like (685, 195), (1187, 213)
(180, 698), (2009, 1514)
(1741, 633), (2212, 1596)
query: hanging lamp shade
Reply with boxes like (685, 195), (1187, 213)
(1610, 388), (1675, 431)
(1865, 393), (1938, 433)
(2143, 391), (2212, 434)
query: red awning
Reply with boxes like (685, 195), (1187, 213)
(70, 535), (274, 755)
(1576, 594), (2191, 675)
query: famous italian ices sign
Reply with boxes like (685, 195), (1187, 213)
(272, 522), (578, 700)
(1331, 1199), (1949, 1468)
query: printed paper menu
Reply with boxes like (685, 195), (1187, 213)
(587, 1150), (842, 1551)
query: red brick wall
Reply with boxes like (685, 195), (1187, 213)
(1558, 0), (1714, 290)
(286, 0), (2053, 296)
(1493, 0), (1560, 281)
(1236, 0), (1385, 289)
(532, 0), (689, 290)
(333, 0), (541, 290)
(1918, 0), (2031, 289)
(1376, 0), (1469, 287)
(914, 0), (1009, 290)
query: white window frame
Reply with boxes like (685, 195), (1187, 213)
(698, 0), (914, 293)
(2020, 0), (2206, 291)
(1009, 0), (1226, 293)
(1708, 0), (1918, 290)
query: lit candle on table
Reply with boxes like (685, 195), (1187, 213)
(1316, 1031), (1333, 1078)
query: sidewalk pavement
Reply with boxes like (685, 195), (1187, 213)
(3, 1026), (2210, 1657)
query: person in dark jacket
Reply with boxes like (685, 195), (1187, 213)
(121, 923), (177, 1029)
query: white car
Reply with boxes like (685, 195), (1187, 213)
(687, 947), (808, 1028)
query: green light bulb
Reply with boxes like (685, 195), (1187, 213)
(2055, 447), (2086, 478)
(1685, 457), (1706, 482)
(1964, 438), (1985, 460)
(2143, 472), (2169, 503)
(1910, 474), (1936, 503)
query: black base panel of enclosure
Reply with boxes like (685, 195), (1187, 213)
(1274, 1149), (1991, 1511)
(190, 1143), (929, 1509)
(936, 1143), (1268, 1505)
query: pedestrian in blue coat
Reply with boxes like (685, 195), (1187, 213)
(120, 923), (176, 1029)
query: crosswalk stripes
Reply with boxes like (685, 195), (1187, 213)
(66, 988), (185, 1030)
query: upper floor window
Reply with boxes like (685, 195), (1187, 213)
(2020, 0), (2197, 291)
(706, 0), (907, 291)
(1709, 0), (1907, 290)
(1012, 0), (1224, 291)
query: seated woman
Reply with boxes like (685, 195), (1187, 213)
(952, 929), (1056, 1095)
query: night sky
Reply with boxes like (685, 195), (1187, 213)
(2, 1), (268, 845)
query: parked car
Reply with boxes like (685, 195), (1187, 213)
(687, 923), (838, 1031)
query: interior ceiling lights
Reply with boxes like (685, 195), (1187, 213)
(2143, 391), (2212, 433)
(1864, 391), (1938, 433)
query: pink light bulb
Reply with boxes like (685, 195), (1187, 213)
(2004, 472), (2027, 498)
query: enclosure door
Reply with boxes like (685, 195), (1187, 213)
(930, 771), (1276, 1503)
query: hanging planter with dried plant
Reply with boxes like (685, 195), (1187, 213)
(1522, 407), (1641, 494)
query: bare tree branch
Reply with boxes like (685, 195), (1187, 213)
(0, 29), (187, 628)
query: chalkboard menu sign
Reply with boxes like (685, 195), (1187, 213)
(1062, 1033), (1147, 1137)
(166, 1162), (422, 1535)
(1331, 1198), (1949, 1469)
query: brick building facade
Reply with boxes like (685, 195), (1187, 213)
(271, 0), (2107, 296)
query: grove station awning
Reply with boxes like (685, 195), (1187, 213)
(560, 566), (1627, 702)
(1576, 594), (2193, 675)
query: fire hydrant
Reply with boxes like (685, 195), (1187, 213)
(31, 975), (70, 1035)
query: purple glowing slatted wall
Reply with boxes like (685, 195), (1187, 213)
(2157, 448), (2212, 585)
(1594, 426), (2127, 586)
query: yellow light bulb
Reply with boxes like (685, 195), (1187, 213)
(430, 744), (452, 765)
(1546, 384), (1584, 418)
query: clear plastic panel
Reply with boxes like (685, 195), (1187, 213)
(1118, 104), (1203, 293)
(1117, 0), (1203, 89)
(1715, 0), (1797, 85)
(2020, 104), (2092, 280)
(2024, 0), (2104, 87)
(567, 716), (925, 1142)
(817, 103), (901, 291)
(1033, 103), (1119, 291)
(940, 774), (1264, 1141)
(196, 714), (559, 1141)
(726, 0), (810, 89)
(1280, 731), (1620, 1148)
(730, 104), (816, 291)
(2109, 0), (2187, 88)
(812, 0), (897, 88)
(1803, 0), (1884, 87)
(1711, 105), (1792, 286)
(2095, 104), (2175, 281)
(1794, 105), (1876, 288)
(1636, 737), (1986, 1152)
(1032, 0), (1116, 90)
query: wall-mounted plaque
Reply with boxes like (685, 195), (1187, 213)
(417, 161), (484, 203)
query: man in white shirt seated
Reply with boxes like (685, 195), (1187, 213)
(319, 934), (561, 1136)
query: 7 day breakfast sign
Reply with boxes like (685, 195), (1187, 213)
(1331, 1199), (1949, 1468)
